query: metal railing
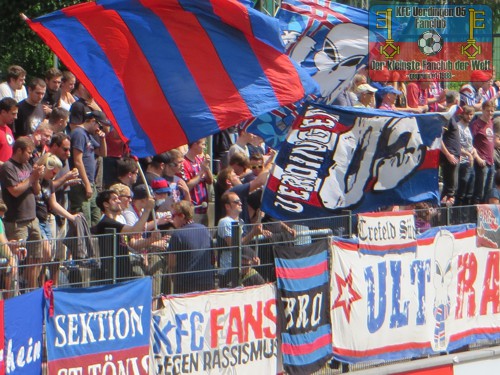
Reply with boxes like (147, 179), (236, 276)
(0, 205), (478, 298)
(1, 205), (499, 374)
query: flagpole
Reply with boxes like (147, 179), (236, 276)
(135, 159), (158, 230)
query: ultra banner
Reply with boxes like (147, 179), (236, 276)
(331, 224), (500, 363)
(152, 284), (278, 375)
(45, 278), (152, 375)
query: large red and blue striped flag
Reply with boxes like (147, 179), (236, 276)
(26, 0), (318, 156)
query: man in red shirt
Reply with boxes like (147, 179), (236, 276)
(180, 138), (213, 225)
(0, 98), (17, 166)
(407, 79), (446, 113)
(471, 99), (496, 204)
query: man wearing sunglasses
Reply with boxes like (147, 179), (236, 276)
(353, 83), (377, 108)
(247, 153), (265, 180)
(216, 191), (269, 288)
(159, 149), (191, 212)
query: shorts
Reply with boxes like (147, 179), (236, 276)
(4, 218), (43, 258)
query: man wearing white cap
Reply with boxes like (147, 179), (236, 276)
(354, 84), (378, 108)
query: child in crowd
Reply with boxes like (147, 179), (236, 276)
(455, 106), (477, 206)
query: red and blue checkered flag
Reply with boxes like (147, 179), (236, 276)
(26, 0), (318, 157)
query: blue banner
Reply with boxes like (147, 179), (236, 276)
(45, 278), (152, 375)
(3, 289), (44, 375)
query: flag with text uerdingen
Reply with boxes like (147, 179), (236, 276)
(274, 238), (332, 375)
(26, 0), (318, 156)
(262, 102), (451, 220)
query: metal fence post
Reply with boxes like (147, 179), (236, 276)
(105, 228), (117, 284)
(230, 221), (241, 287)
(342, 210), (353, 238)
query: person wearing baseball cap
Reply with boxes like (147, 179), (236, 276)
(377, 86), (402, 111)
(84, 110), (111, 127)
(354, 83), (378, 108)
(150, 177), (171, 211)
(460, 70), (493, 111)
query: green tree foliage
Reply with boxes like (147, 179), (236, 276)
(0, 0), (84, 79)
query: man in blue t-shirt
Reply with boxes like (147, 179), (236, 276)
(167, 201), (215, 294)
(69, 110), (107, 225)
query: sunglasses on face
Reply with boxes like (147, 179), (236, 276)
(251, 165), (263, 170)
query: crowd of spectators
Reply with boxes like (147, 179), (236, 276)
(0, 63), (499, 297)
(339, 67), (500, 210)
(0, 64), (279, 297)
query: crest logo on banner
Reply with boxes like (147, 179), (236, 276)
(262, 102), (449, 220)
(45, 279), (152, 375)
(274, 239), (332, 375)
(2, 289), (44, 375)
(151, 284), (278, 375)
(331, 223), (500, 363)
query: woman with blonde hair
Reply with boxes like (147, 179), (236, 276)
(59, 71), (76, 110)
(35, 153), (78, 285)
(347, 73), (367, 104)
(109, 183), (132, 224)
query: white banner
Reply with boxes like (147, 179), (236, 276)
(357, 211), (417, 254)
(151, 284), (279, 375)
(331, 224), (500, 363)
